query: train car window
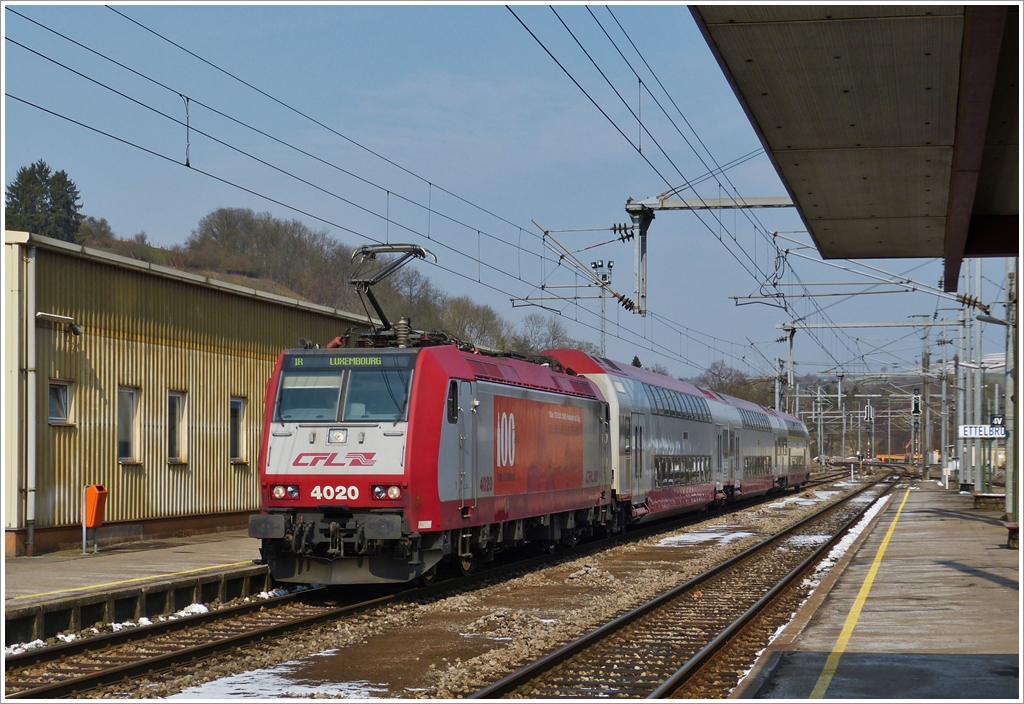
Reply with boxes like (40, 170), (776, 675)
(669, 391), (683, 416)
(447, 380), (459, 423)
(643, 383), (656, 409)
(656, 387), (670, 414)
(343, 368), (413, 421)
(277, 372), (345, 421)
(696, 397), (710, 422)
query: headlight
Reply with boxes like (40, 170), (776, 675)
(271, 485), (299, 499)
(328, 428), (348, 444)
(372, 485), (402, 500)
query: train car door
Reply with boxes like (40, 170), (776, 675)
(631, 412), (645, 498)
(458, 381), (476, 510)
(717, 425), (726, 480)
(732, 428), (741, 480)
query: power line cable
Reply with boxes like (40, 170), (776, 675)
(14, 5), (740, 369)
(538, 6), (775, 289)
(5, 6), (545, 258)
(103, 5), (542, 244)
(602, 8), (874, 360)
(7, 91), (719, 374)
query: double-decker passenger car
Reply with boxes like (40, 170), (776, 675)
(544, 350), (810, 521)
(249, 345), (613, 584)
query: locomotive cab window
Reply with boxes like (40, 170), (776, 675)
(277, 372), (345, 421)
(275, 354), (416, 424)
(343, 368), (413, 422)
(447, 380), (459, 423)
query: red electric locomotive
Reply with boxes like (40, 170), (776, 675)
(249, 344), (615, 584)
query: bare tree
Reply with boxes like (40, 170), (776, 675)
(695, 360), (773, 407)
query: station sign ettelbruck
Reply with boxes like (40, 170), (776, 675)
(958, 424), (1007, 439)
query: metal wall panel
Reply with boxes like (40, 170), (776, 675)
(29, 246), (367, 528)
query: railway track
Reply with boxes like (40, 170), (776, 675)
(470, 474), (898, 699)
(3, 587), (394, 699)
(5, 471), (869, 699)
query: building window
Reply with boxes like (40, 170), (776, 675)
(230, 397), (246, 462)
(118, 387), (139, 462)
(48, 380), (74, 424)
(168, 391), (187, 462)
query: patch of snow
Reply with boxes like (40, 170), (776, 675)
(57, 633), (78, 643)
(5, 639), (45, 655)
(174, 603), (210, 618)
(785, 534), (831, 547)
(168, 659), (389, 699)
(799, 493), (894, 591)
(659, 527), (755, 547)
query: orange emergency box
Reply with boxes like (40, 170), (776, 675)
(85, 484), (107, 528)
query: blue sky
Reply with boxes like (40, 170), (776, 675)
(3, 4), (1009, 386)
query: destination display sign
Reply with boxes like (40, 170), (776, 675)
(958, 424), (1007, 439)
(284, 352), (415, 369)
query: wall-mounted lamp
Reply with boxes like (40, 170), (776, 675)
(36, 311), (84, 336)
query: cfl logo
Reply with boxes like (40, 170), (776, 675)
(496, 412), (516, 467)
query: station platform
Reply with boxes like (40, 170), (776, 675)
(4, 530), (268, 646)
(5, 481), (1020, 701)
(736, 479), (1021, 700)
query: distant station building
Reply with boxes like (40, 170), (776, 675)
(4, 231), (370, 557)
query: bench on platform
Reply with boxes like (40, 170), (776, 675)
(1004, 522), (1018, 550)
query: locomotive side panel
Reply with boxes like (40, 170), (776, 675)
(436, 381), (609, 530)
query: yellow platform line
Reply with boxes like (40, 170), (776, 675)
(7, 560), (256, 601)
(809, 488), (911, 698)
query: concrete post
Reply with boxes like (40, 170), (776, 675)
(1005, 259), (1017, 523)
(974, 258), (984, 493)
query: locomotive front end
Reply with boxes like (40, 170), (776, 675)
(249, 348), (439, 584)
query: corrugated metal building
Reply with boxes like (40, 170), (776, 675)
(4, 231), (371, 556)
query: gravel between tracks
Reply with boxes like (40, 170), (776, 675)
(91, 476), (877, 699)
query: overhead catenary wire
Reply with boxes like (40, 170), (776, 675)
(601, 7), (879, 363)
(104, 3), (813, 377)
(6, 91), (723, 376)
(4, 7), (545, 256)
(11, 5), (760, 373)
(515, 6), (871, 371)
(533, 6), (776, 290)
(10, 8), (923, 378)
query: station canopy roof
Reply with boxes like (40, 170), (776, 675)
(691, 5), (1018, 292)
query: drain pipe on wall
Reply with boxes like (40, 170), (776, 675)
(24, 246), (37, 556)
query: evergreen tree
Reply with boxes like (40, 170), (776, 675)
(631, 355), (643, 368)
(5, 160), (83, 242)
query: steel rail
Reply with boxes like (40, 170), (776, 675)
(7, 472), (849, 699)
(3, 586), (325, 671)
(5, 587), (410, 700)
(470, 474), (895, 699)
(648, 479), (897, 697)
